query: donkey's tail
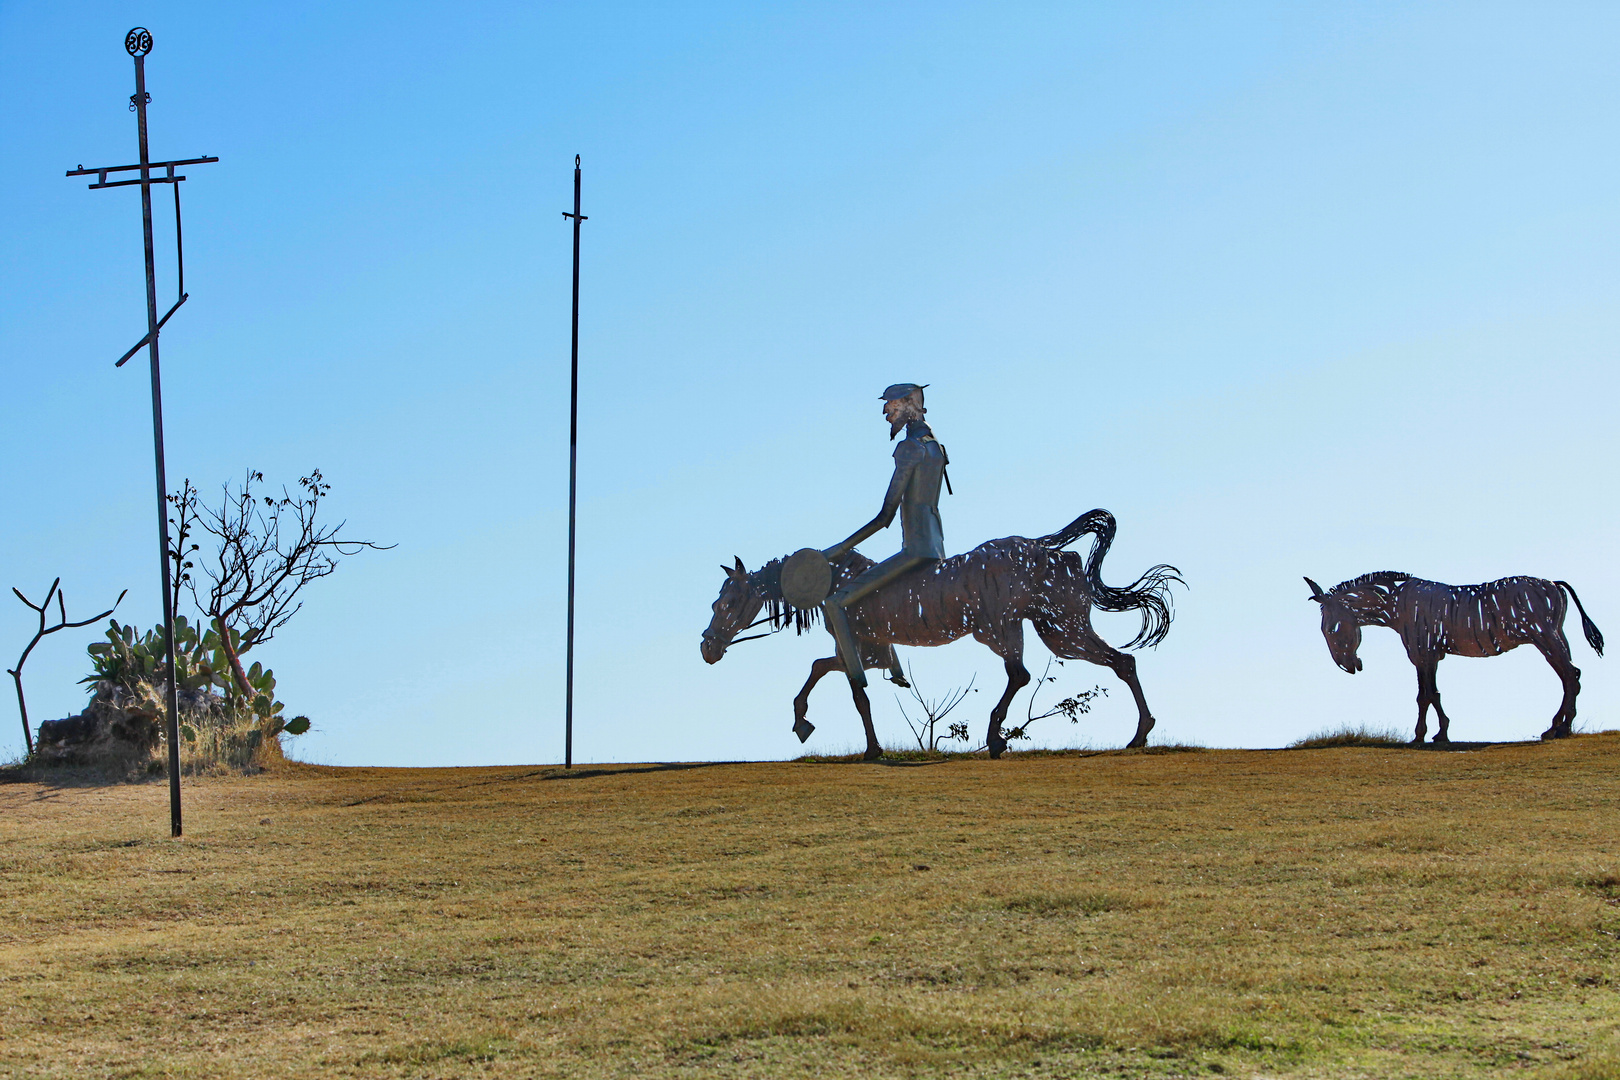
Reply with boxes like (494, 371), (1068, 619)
(1556, 581), (1605, 657)
(1038, 509), (1183, 649)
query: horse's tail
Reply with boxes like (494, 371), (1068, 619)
(1038, 509), (1183, 649)
(1556, 581), (1605, 657)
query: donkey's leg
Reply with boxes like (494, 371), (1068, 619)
(1415, 663), (1452, 744)
(792, 656), (844, 743)
(1533, 632), (1581, 740)
(1411, 665), (1431, 745)
(1429, 665), (1456, 744)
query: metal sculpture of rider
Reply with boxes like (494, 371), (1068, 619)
(822, 383), (949, 689)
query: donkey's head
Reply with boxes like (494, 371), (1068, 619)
(1306, 576), (1363, 673)
(702, 557), (765, 664)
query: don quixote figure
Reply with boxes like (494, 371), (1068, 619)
(702, 384), (1183, 760)
(1306, 572), (1604, 743)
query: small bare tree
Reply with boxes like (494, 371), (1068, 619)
(894, 663), (977, 753)
(176, 469), (390, 701)
(8, 579), (125, 754)
(1001, 658), (1105, 745)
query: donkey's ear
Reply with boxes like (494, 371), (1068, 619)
(1304, 576), (1326, 602)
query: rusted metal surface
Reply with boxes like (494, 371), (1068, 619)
(1306, 572), (1605, 743)
(703, 509), (1182, 760)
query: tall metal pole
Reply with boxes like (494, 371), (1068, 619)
(128, 32), (185, 836)
(562, 156), (586, 769)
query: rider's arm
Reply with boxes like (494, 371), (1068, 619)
(824, 446), (918, 560)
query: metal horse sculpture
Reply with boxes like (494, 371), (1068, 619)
(1306, 572), (1604, 743)
(703, 509), (1181, 759)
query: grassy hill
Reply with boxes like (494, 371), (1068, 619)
(3, 735), (1618, 1078)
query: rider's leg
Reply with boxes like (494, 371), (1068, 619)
(823, 554), (932, 689)
(886, 646), (908, 687)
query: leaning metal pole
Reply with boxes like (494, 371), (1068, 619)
(131, 31), (185, 835)
(561, 157), (587, 770)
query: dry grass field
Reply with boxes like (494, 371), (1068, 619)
(3, 735), (1620, 1079)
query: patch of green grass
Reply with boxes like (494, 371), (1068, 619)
(1290, 723), (1408, 749)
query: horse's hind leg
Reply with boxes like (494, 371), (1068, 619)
(1037, 619), (1155, 749)
(792, 656), (843, 743)
(1533, 632), (1581, 740)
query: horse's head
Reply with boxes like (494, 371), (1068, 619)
(702, 557), (765, 664)
(1306, 576), (1363, 673)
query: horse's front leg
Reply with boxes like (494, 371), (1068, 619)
(792, 656), (844, 743)
(849, 680), (882, 760)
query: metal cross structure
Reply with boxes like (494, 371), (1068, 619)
(66, 28), (217, 837)
(560, 157), (587, 769)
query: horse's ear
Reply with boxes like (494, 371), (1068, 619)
(733, 556), (747, 576)
(1304, 576), (1326, 602)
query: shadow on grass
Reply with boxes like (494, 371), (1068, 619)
(795, 744), (1210, 766)
(0, 759), (165, 790)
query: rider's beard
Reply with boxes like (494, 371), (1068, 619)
(889, 401), (923, 439)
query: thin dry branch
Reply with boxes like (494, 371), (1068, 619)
(182, 469), (392, 698)
(8, 580), (126, 754)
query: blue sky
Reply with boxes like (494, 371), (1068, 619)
(3, 2), (1616, 766)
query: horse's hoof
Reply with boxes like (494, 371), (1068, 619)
(1432, 734), (1450, 745)
(792, 717), (815, 743)
(887, 672), (911, 689)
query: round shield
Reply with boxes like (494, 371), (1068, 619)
(780, 547), (833, 609)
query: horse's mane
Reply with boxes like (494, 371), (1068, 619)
(749, 551), (874, 635)
(749, 557), (820, 635)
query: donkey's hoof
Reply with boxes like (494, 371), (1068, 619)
(792, 717), (815, 743)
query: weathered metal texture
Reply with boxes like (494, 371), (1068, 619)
(820, 391), (949, 690)
(779, 548), (832, 609)
(1306, 572), (1605, 743)
(702, 509), (1182, 760)
(67, 29), (217, 836)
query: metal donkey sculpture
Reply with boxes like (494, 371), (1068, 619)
(1305, 572), (1604, 743)
(703, 509), (1181, 759)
